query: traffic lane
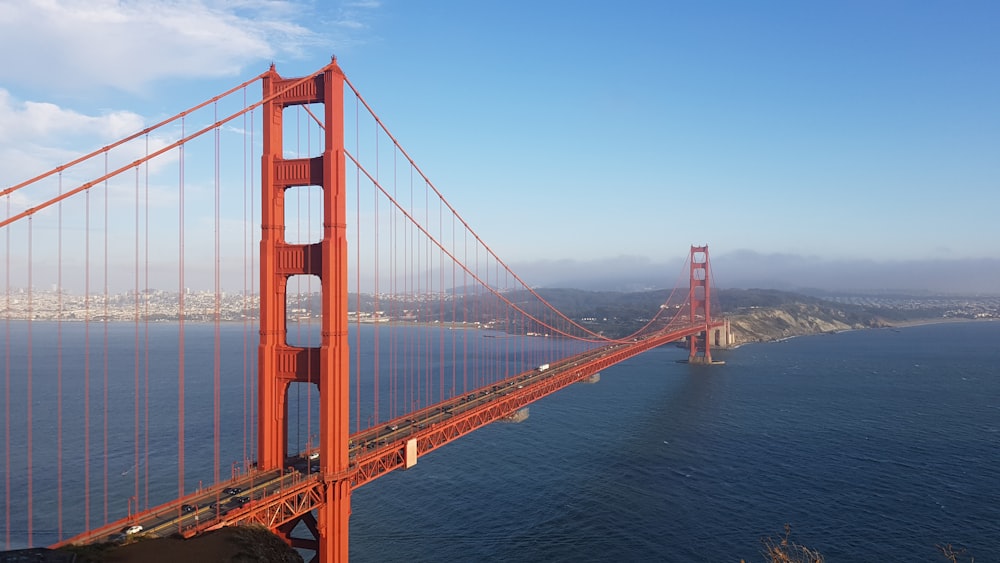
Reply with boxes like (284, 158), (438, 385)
(109, 467), (292, 541)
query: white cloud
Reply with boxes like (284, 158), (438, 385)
(0, 89), (144, 143)
(0, 0), (377, 184)
(0, 88), (149, 186)
(0, 0), (321, 93)
(1, 0), (383, 234)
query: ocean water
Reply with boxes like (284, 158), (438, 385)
(2, 321), (999, 561)
(349, 321), (1000, 562)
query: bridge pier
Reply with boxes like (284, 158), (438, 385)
(318, 479), (352, 562)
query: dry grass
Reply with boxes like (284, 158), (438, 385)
(937, 543), (975, 563)
(741, 524), (824, 563)
(59, 525), (303, 563)
(741, 524), (979, 563)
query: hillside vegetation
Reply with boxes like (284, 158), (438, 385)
(524, 287), (953, 342)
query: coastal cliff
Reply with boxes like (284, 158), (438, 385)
(521, 287), (970, 343)
(726, 303), (881, 345)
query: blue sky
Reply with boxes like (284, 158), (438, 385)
(1, 1), (998, 293)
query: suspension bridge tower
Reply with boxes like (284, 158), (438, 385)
(687, 245), (714, 364)
(258, 59), (351, 562)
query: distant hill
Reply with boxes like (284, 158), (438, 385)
(513, 287), (963, 342)
(301, 287), (983, 342)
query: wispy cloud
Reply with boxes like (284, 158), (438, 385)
(332, 0), (380, 32)
(0, 0), (344, 203)
(0, 87), (149, 183)
(0, 0), (321, 93)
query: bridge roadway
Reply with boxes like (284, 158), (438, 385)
(55, 320), (719, 548)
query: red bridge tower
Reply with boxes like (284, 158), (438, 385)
(258, 60), (351, 562)
(687, 245), (714, 364)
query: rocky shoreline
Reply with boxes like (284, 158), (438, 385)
(726, 304), (979, 346)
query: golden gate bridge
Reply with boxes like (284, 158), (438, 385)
(1, 58), (726, 562)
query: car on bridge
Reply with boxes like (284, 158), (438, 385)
(122, 525), (143, 536)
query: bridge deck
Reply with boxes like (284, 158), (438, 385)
(54, 320), (722, 547)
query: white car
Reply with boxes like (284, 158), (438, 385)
(123, 524), (144, 535)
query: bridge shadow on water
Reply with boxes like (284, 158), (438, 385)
(348, 343), (738, 562)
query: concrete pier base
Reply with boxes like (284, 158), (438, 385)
(503, 407), (529, 423)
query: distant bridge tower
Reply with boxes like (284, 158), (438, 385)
(258, 60), (351, 562)
(687, 245), (713, 364)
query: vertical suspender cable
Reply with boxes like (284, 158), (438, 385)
(84, 190), (91, 531)
(427, 181), (432, 401)
(306, 110), (313, 453)
(133, 167), (140, 518)
(242, 88), (250, 465)
(243, 103), (259, 459)
(214, 104), (222, 484)
(462, 228), (468, 394)
(394, 165), (401, 413)
(103, 155), (110, 524)
(407, 166), (413, 409)
(400, 161), (405, 411)
(242, 89), (248, 465)
(474, 241), (479, 389)
(178, 117), (186, 500)
(143, 135), (151, 510)
(389, 130), (394, 416)
(354, 96), (361, 433)
(26, 217), (33, 546)
(425, 182), (432, 402)
(295, 109), (302, 456)
(387, 136), (395, 422)
(57, 173), (64, 539)
(504, 268), (509, 379)
(373, 120), (380, 424)
(438, 197), (444, 403)
(403, 161), (410, 409)
(251, 107), (258, 462)
(3, 194), (9, 550)
(389, 144), (396, 419)
(451, 210), (456, 398)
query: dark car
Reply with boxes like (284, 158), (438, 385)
(234, 496), (250, 505)
(223, 487), (243, 495)
(181, 504), (196, 513)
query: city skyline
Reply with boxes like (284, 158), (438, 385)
(2, 1), (998, 293)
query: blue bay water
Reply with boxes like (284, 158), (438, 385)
(350, 321), (1000, 562)
(2, 321), (999, 560)
(0, 320), (585, 549)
